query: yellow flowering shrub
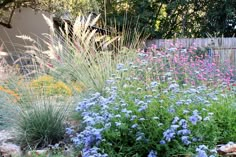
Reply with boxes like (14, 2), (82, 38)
(30, 75), (84, 96)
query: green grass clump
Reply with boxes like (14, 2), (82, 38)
(17, 99), (67, 149)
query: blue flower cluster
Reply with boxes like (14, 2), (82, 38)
(162, 117), (191, 145)
(70, 90), (118, 156)
(68, 57), (235, 157)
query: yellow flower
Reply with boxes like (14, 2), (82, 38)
(0, 85), (20, 101)
(30, 75), (76, 96)
(53, 81), (72, 96)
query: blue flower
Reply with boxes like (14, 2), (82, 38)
(171, 125), (179, 130)
(169, 83), (179, 90)
(163, 128), (175, 142)
(196, 145), (209, 157)
(183, 110), (189, 114)
(65, 128), (74, 135)
(115, 122), (121, 127)
(172, 116), (180, 124)
(147, 150), (157, 157)
(131, 124), (138, 129)
(177, 129), (191, 136)
(152, 117), (159, 120)
(189, 115), (198, 125)
(189, 110), (202, 125)
(168, 107), (175, 113)
(138, 104), (148, 112)
(115, 114), (121, 118)
(151, 81), (158, 88)
(176, 100), (183, 105)
(73, 127), (103, 148)
(160, 140), (166, 145)
(136, 132), (145, 141)
(116, 63), (125, 70)
(203, 116), (210, 121)
(197, 150), (208, 157)
(82, 147), (108, 157)
(139, 118), (146, 121)
(181, 136), (191, 145)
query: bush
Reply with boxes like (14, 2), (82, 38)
(68, 46), (236, 157)
(17, 98), (67, 149)
(30, 75), (83, 96)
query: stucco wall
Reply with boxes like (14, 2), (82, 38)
(0, 8), (51, 53)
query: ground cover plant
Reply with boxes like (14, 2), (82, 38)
(66, 44), (236, 157)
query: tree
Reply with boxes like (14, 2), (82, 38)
(0, 0), (100, 28)
(202, 0), (236, 37)
(97, 0), (210, 39)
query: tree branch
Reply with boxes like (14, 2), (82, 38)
(0, 21), (12, 28)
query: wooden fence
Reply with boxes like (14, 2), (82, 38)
(146, 37), (236, 66)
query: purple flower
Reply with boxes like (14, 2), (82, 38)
(148, 150), (157, 157)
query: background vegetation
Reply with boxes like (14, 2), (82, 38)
(1, 0), (236, 38)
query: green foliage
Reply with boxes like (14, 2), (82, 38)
(98, 0), (208, 38)
(97, 0), (236, 38)
(203, 0), (236, 37)
(16, 98), (67, 149)
(209, 96), (236, 143)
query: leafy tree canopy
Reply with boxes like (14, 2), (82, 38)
(1, 0), (236, 38)
(0, 0), (100, 28)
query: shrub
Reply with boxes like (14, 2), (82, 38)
(16, 98), (67, 149)
(30, 75), (74, 96)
